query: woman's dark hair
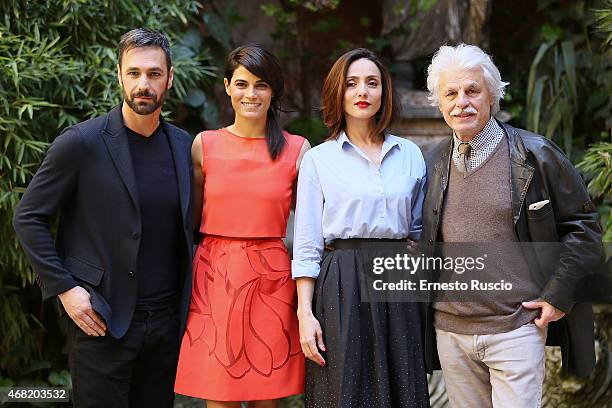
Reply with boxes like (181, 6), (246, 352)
(224, 44), (285, 160)
(321, 48), (398, 140)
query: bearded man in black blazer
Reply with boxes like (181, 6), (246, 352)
(13, 28), (193, 407)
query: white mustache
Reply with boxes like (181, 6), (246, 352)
(451, 106), (477, 116)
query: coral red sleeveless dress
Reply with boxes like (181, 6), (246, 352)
(174, 128), (306, 401)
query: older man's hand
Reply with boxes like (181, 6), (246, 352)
(522, 300), (565, 329)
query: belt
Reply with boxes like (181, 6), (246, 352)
(331, 238), (406, 250)
(132, 305), (178, 320)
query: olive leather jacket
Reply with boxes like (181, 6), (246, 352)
(421, 120), (603, 377)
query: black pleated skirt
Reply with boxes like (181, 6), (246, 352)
(305, 244), (430, 408)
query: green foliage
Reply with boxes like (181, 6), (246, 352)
(281, 394), (305, 408)
(48, 369), (71, 387)
(577, 141), (612, 242)
(371, 0), (439, 54)
(594, 0), (612, 49)
(578, 142), (612, 200)
(257, 0), (440, 145)
(188, 1), (248, 129)
(526, 40), (577, 155)
(0, 0), (214, 384)
(576, 1), (612, 242)
(259, 0), (342, 142)
(525, 0), (611, 159)
(285, 116), (328, 146)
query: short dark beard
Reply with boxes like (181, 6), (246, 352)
(121, 78), (168, 115)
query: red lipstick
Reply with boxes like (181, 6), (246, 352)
(355, 101), (371, 109)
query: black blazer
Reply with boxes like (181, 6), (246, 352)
(13, 106), (194, 339)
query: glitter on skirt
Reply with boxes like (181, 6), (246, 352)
(305, 248), (430, 408)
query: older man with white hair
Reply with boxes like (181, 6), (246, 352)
(421, 44), (602, 407)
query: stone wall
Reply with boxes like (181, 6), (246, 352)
(391, 90), (450, 153)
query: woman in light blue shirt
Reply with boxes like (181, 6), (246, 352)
(292, 48), (430, 407)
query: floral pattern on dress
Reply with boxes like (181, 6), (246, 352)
(185, 237), (301, 379)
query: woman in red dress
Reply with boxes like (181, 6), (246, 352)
(174, 45), (310, 407)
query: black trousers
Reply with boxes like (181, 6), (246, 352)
(66, 307), (180, 408)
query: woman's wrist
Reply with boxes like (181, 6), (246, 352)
(297, 306), (314, 318)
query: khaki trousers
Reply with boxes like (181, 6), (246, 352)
(436, 323), (547, 408)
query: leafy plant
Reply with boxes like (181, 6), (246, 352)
(577, 141), (612, 242)
(594, 0), (612, 49)
(1, 0), (214, 384)
(526, 40), (577, 155)
(525, 0), (611, 159)
(576, 0), (612, 243)
(181, 0), (247, 130)
(579, 142), (612, 201)
(261, 0), (339, 112)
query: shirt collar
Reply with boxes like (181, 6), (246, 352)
(337, 131), (401, 151)
(452, 117), (502, 153)
(337, 130), (351, 149)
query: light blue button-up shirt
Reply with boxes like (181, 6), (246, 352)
(291, 131), (427, 279)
